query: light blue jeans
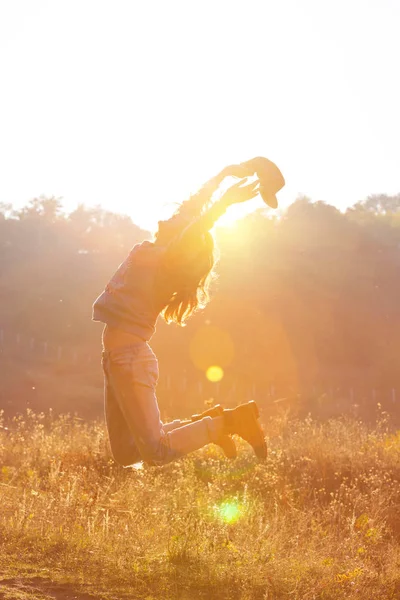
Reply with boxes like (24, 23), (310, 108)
(101, 342), (223, 466)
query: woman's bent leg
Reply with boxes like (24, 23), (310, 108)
(106, 344), (226, 465)
(162, 419), (189, 433)
(163, 416), (226, 460)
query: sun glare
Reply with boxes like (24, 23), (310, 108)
(214, 177), (261, 229)
(215, 210), (242, 229)
(206, 365), (224, 382)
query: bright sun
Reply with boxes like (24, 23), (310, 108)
(213, 176), (262, 229)
(215, 196), (263, 229)
(216, 206), (248, 228)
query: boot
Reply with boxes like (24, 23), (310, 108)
(223, 401), (267, 459)
(191, 405), (237, 459)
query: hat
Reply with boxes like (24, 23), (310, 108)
(225, 157), (285, 209)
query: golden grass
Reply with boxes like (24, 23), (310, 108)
(1, 408), (400, 599)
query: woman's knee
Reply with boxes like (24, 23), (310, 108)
(140, 434), (176, 466)
(110, 444), (142, 467)
(113, 453), (141, 468)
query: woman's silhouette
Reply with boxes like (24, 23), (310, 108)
(93, 160), (283, 466)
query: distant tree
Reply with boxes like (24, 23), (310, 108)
(0, 203), (13, 220)
(1, 194), (400, 417)
(348, 193), (400, 216)
(13, 196), (65, 222)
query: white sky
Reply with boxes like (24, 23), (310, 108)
(0, 0), (399, 230)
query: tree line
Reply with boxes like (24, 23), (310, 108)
(1, 193), (400, 418)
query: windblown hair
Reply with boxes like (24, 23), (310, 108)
(155, 186), (218, 326)
(161, 231), (215, 326)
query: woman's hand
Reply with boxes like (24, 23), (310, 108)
(220, 178), (260, 207)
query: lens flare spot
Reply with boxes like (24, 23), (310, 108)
(215, 500), (242, 524)
(206, 365), (224, 382)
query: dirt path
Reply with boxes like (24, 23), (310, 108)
(0, 578), (102, 600)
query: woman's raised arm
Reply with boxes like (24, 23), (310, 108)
(163, 178), (259, 266)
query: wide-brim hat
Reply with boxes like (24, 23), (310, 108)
(226, 156), (285, 208)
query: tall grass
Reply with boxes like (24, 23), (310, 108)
(1, 408), (400, 599)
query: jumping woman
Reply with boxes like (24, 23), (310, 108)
(92, 158), (284, 466)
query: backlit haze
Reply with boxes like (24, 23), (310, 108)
(0, 0), (399, 232)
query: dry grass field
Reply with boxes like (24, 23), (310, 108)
(1, 407), (400, 599)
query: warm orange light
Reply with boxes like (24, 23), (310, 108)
(189, 325), (234, 371)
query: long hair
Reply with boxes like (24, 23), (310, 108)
(155, 185), (218, 326)
(160, 231), (216, 326)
